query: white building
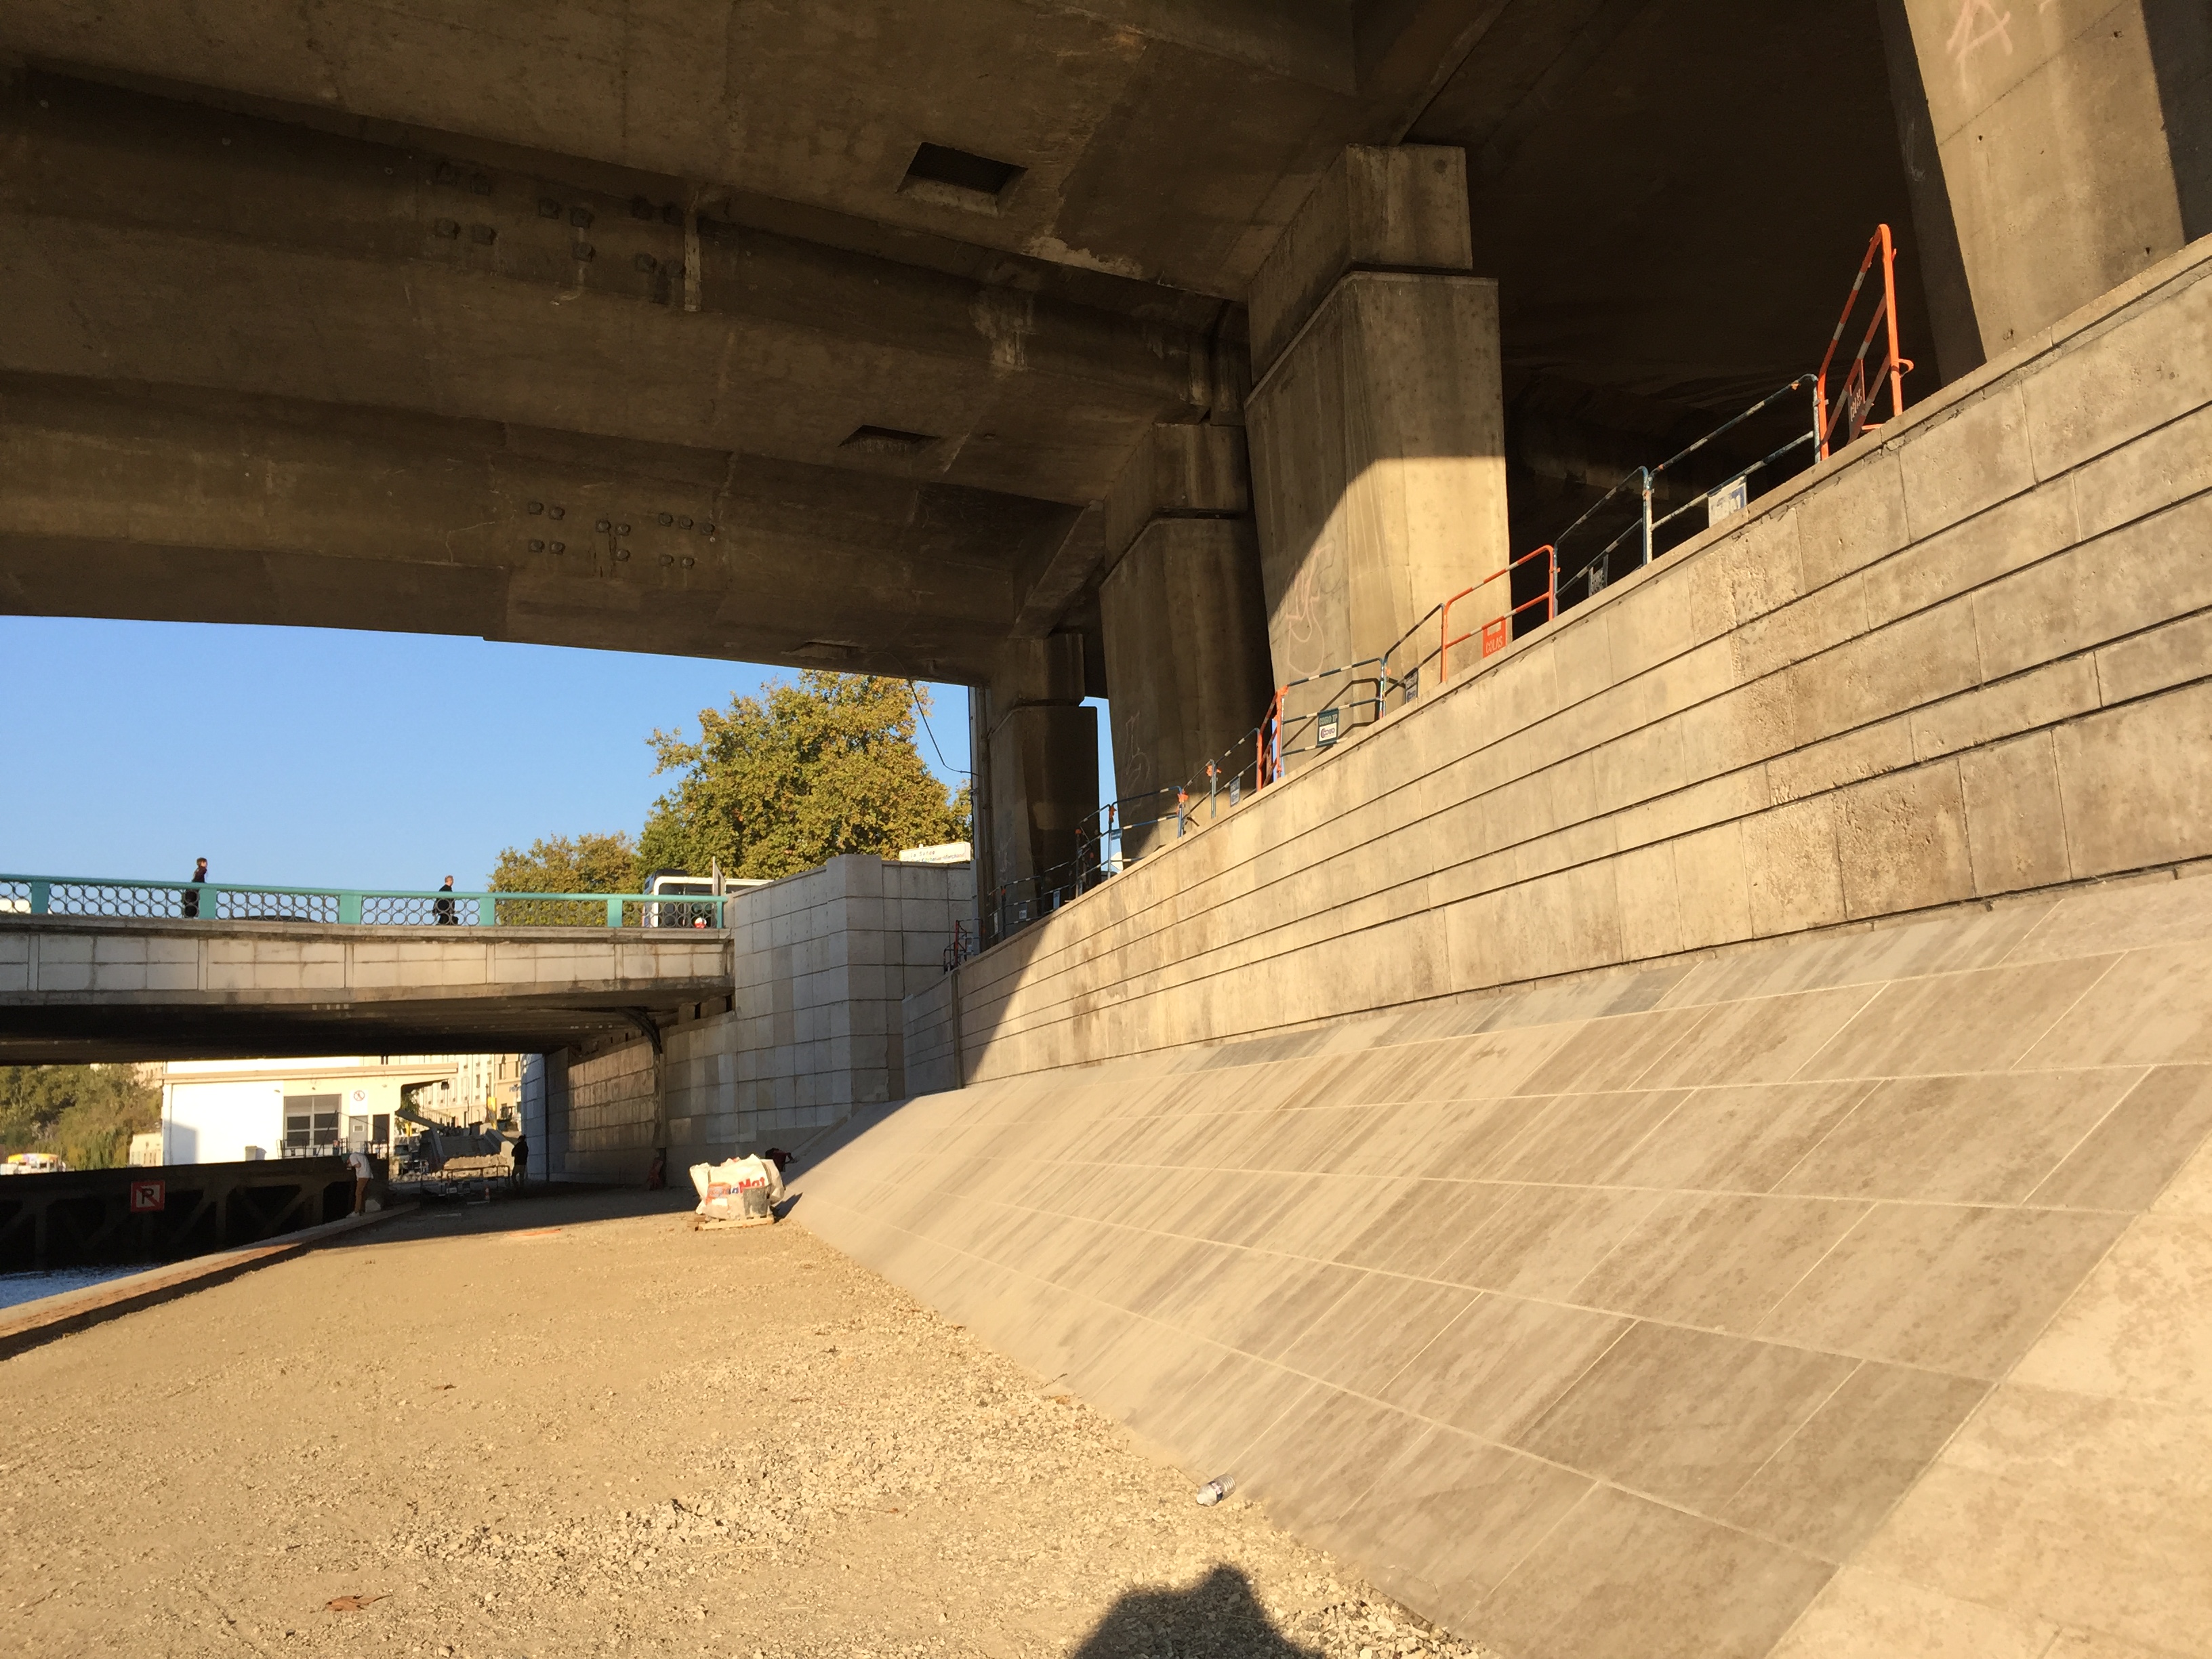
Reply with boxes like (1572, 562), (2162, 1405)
(157, 1055), (496, 1164)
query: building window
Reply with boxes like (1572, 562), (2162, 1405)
(283, 1093), (342, 1150)
(371, 1113), (390, 1145)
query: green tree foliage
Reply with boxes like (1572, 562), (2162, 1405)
(486, 831), (641, 924)
(0, 1065), (161, 1169)
(489, 831), (640, 895)
(636, 673), (970, 880)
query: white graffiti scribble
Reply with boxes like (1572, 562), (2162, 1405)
(1948, 0), (2015, 70)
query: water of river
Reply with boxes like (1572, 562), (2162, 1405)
(0, 1265), (144, 1313)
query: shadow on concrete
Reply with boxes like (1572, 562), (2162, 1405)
(1069, 1565), (1319, 1659)
(322, 1182), (699, 1252)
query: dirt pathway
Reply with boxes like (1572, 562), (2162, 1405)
(0, 1189), (1486, 1658)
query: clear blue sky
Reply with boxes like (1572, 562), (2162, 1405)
(0, 618), (1114, 891)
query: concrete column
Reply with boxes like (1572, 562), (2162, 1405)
(1098, 424), (1275, 860)
(1897, 0), (2209, 355)
(1245, 146), (1509, 763)
(980, 635), (1099, 935)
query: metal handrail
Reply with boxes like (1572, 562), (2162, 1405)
(970, 226), (1912, 958)
(1818, 223), (1913, 458)
(0, 873), (734, 928)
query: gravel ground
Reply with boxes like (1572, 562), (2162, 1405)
(0, 1188), (1489, 1659)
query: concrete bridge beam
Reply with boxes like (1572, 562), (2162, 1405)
(0, 372), (1064, 682)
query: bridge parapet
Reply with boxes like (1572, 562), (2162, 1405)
(2, 874), (732, 930)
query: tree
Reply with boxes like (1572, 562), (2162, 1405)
(487, 832), (640, 924)
(489, 832), (641, 895)
(0, 1065), (161, 1169)
(637, 672), (970, 880)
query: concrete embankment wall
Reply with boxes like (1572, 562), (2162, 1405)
(824, 235), (2212, 1658)
(803, 872), (2212, 1658)
(908, 234), (2212, 1090)
(531, 855), (970, 1182)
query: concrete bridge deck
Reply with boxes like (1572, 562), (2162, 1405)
(0, 916), (732, 1062)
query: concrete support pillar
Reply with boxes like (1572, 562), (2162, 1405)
(1897, 0), (2209, 356)
(1245, 146), (1509, 764)
(979, 635), (1098, 936)
(1098, 424), (1275, 860)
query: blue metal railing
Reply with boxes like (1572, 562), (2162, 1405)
(0, 874), (731, 929)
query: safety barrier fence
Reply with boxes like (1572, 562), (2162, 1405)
(965, 225), (1913, 957)
(0, 875), (734, 929)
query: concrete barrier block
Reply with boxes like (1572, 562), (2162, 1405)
(1837, 761), (1975, 920)
(1614, 840), (1684, 962)
(1742, 796), (1846, 940)
(1862, 478), (2080, 626)
(1729, 569), (1875, 686)
(1453, 859), (1623, 989)
(40, 935), (94, 965)
(1796, 448), (1909, 590)
(1612, 767), (1770, 855)
(1910, 656), (2099, 763)
(1547, 613), (1616, 709)
(1963, 732), (2076, 897)
(1672, 819), (1754, 952)
(1900, 384), (2036, 540)
(1977, 493), (2212, 682)
(1677, 674), (1795, 779)
(2024, 264), (2212, 478)
(1710, 501), (1807, 630)
(1766, 717), (1914, 806)
(2055, 680), (2212, 878)
(2093, 609), (2212, 708)
(2072, 401), (2212, 539)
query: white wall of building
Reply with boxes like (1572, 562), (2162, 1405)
(159, 1057), (460, 1164)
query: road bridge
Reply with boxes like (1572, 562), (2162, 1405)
(0, 874), (733, 1062)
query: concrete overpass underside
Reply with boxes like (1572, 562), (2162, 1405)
(0, 919), (733, 1063)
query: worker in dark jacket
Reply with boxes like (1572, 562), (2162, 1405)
(182, 857), (208, 919)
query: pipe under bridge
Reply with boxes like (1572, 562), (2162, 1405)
(0, 874), (735, 1063)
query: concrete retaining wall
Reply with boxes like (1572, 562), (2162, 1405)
(804, 869), (2212, 1659)
(545, 855), (971, 1182)
(910, 232), (2212, 1082)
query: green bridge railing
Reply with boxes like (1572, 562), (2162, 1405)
(0, 874), (730, 929)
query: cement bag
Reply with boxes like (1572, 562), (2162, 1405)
(691, 1155), (781, 1225)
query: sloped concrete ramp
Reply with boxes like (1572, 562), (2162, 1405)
(795, 872), (2212, 1659)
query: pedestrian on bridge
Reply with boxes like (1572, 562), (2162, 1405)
(182, 857), (208, 918)
(434, 875), (457, 924)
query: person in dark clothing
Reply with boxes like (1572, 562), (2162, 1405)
(510, 1132), (529, 1191)
(182, 857), (208, 919)
(433, 875), (456, 924)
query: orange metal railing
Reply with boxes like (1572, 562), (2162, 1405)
(1818, 223), (1914, 459)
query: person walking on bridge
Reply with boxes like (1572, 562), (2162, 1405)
(434, 876), (457, 924)
(182, 857), (208, 919)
